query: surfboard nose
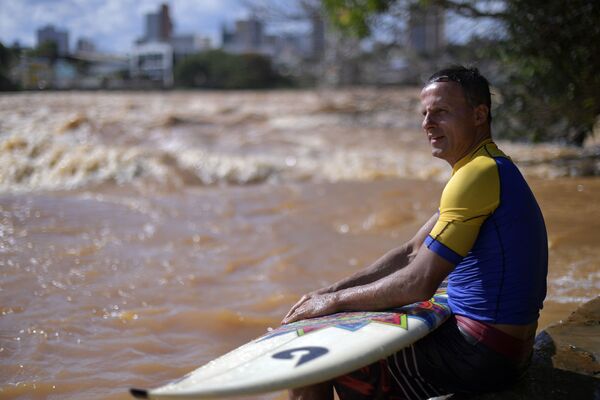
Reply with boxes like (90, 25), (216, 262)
(130, 388), (149, 398)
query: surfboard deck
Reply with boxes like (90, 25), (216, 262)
(130, 287), (450, 399)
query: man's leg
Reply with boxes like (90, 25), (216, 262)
(288, 381), (334, 400)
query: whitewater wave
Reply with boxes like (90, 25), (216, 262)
(1, 90), (597, 192)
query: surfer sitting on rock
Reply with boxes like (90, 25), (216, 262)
(283, 65), (548, 400)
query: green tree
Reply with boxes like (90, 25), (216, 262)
(174, 50), (290, 89)
(491, 0), (600, 145)
(0, 41), (19, 91)
(30, 40), (59, 61)
(322, 0), (600, 146)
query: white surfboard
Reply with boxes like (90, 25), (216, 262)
(130, 287), (450, 399)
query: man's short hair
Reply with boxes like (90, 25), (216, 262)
(426, 66), (492, 125)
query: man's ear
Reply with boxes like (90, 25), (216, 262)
(473, 104), (489, 126)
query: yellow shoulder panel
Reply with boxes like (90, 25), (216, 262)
(429, 154), (500, 257)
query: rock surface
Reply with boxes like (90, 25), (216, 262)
(452, 297), (600, 399)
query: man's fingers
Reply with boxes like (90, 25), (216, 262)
(284, 314), (300, 324)
(291, 295), (309, 310)
(284, 306), (307, 324)
(283, 295), (310, 321)
(282, 309), (301, 324)
(284, 299), (303, 319)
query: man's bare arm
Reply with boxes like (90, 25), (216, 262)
(283, 213), (438, 322)
(283, 244), (453, 324)
(325, 213), (439, 292)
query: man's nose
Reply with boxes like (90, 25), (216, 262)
(422, 113), (433, 130)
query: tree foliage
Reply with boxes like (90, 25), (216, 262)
(29, 40), (60, 60)
(322, 0), (395, 37)
(0, 42), (19, 91)
(174, 50), (290, 89)
(491, 0), (600, 145)
(323, 0), (600, 146)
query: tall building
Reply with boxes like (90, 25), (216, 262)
(75, 38), (96, 54)
(310, 13), (325, 61)
(407, 6), (445, 55)
(235, 18), (263, 51)
(222, 17), (265, 54)
(143, 3), (173, 43)
(131, 3), (210, 86)
(221, 16), (320, 74)
(37, 25), (69, 56)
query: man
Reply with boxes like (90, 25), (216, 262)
(283, 66), (548, 399)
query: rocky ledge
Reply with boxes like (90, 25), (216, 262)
(454, 296), (600, 399)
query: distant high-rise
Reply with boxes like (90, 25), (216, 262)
(407, 6), (445, 55)
(37, 25), (69, 55)
(221, 23), (235, 47)
(76, 38), (96, 53)
(144, 3), (173, 43)
(236, 18), (263, 52)
(310, 13), (325, 61)
(221, 16), (315, 72)
(131, 3), (210, 86)
(222, 17), (265, 54)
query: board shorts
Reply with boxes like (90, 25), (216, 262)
(333, 315), (532, 400)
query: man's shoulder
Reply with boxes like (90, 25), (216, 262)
(449, 153), (499, 192)
(460, 153), (498, 174)
(441, 159), (500, 213)
(462, 141), (510, 174)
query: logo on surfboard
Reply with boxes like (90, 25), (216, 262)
(272, 347), (329, 367)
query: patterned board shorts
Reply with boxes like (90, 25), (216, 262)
(332, 316), (528, 400)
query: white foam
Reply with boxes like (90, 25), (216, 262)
(0, 91), (593, 192)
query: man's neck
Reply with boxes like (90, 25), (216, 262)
(449, 131), (493, 169)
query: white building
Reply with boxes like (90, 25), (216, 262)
(129, 42), (173, 86)
(130, 3), (212, 86)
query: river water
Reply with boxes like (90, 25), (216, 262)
(0, 89), (598, 399)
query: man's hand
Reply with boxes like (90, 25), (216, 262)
(282, 286), (332, 323)
(281, 292), (340, 324)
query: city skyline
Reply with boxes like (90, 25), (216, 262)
(1, 0), (495, 55)
(0, 0), (249, 53)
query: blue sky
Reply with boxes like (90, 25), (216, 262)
(0, 0), (250, 53)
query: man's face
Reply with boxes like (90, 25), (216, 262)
(419, 81), (479, 166)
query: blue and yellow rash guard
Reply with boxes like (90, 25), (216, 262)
(425, 139), (548, 325)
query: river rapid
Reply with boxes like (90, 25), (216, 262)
(0, 89), (598, 399)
